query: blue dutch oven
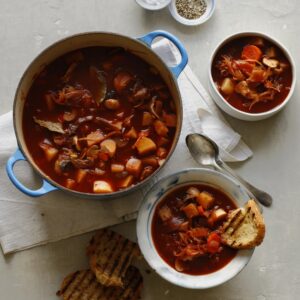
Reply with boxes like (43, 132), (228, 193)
(6, 30), (188, 198)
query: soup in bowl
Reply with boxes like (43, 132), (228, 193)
(137, 168), (254, 289)
(209, 32), (296, 121)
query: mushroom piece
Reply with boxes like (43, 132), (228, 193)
(89, 66), (107, 104)
(262, 57), (279, 69)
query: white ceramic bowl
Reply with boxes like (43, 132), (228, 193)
(168, 0), (215, 26)
(208, 32), (296, 121)
(137, 168), (254, 289)
(136, 0), (171, 10)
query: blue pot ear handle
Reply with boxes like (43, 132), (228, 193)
(138, 30), (188, 78)
(6, 148), (58, 197)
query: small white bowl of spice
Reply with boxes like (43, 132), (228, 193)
(169, 0), (215, 26)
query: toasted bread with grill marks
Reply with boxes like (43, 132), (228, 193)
(56, 266), (143, 300)
(87, 229), (141, 287)
(221, 199), (265, 249)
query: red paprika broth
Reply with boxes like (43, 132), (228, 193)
(152, 183), (237, 275)
(211, 36), (292, 113)
(23, 47), (177, 193)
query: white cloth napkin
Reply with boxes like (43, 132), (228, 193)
(0, 40), (252, 254)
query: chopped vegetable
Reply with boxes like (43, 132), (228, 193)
(104, 98), (120, 110)
(135, 136), (157, 155)
(126, 158), (142, 177)
(156, 147), (167, 159)
(181, 203), (199, 219)
(142, 156), (158, 167)
(118, 175), (134, 188)
(197, 191), (215, 209)
(100, 139), (117, 157)
(241, 44), (262, 60)
(220, 78), (235, 95)
(86, 130), (105, 147)
(39, 142), (58, 161)
(262, 57), (279, 68)
(93, 180), (113, 193)
(111, 164), (125, 173)
(65, 178), (76, 189)
(153, 120), (168, 137)
(209, 208), (227, 224)
(158, 205), (172, 221)
(113, 71), (133, 93)
(163, 113), (176, 127)
(76, 169), (88, 183)
(124, 127), (137, 139)
(142, 111), (154, 126)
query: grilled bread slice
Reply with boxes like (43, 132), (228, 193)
(87, 229), (140, 287)
(57, 266), (143, 300)
(221, 199), (265, 249)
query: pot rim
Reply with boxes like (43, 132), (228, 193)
(13, 31), (184, 198)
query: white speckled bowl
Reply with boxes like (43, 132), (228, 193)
(137, 168), (254, 289)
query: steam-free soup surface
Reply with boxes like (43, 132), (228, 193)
(212, 36), (292, 113)
(152, 183), (237, 275)
(23, 47), (177, 193)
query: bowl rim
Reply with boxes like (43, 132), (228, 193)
(168, 0), (216, 26)
(136, 167), (254, 289)
(136, 0), (171, 10)
(13, 31), (183, 198)
(208, 31), (297, 118)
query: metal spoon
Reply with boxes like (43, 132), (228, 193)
(186, 133), (272, 207)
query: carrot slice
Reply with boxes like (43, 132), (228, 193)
(241, 45), (262, 61)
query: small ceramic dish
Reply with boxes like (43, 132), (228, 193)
(208, 32), (296, 121)
(136, 0), (171, 10)
(168, 0), (215, 26)
(136, 168), (254, 289)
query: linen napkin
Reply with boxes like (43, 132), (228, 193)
(0, 39), (252, 254)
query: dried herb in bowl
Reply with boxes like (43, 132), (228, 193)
(176, 0), (207, 20)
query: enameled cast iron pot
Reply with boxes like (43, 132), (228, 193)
(6, 31), (188, 198)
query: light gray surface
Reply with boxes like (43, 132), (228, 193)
(1, 0), (299, 299)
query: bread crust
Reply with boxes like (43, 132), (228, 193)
(57, 267), (143, 300)
(86, 229), (140, 288)
(221, 199), (265, 249)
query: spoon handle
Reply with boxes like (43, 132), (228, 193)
(217, 160), (272, 207)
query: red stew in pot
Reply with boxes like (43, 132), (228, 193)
(152, 183), (237, 275)
(23, 47), (177, 193)
(211, 36), (292, 113)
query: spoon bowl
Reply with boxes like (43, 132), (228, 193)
(186, 133), (272, 207)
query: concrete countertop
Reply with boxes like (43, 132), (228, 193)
(1, 0), (300, 299)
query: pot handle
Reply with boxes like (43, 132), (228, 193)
(138, 30), (188, 78)
(6, 148), (58, 197)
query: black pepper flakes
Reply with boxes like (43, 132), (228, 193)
(176, 0), (207, 20)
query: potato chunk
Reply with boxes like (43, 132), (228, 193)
(118, 175), (134, 189)
(197, 191), (215, 209)
(87, 130), (104, 147)
(181, 203), (199, 219)
(209, 208), (227, 224)
(135, 136), (157, 155)
(76, 169), (88, 183)
(142, 111), (154, 126)
(111, 164), (125, 173)
(39, 142), (58, 161)
(100, 139), (116, 157)
(124, 127), (137, 139)
(221, 78), (235, 95)
(126, 158), (142, 177)
(153, 120), (169, 137)
(93, 180), (113, 193)
(158, 205), (172, 221)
